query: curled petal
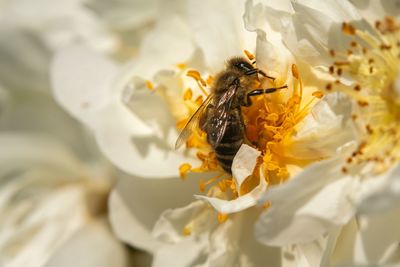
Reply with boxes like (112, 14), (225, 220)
(256, 157), (357, 246)
(195, 170), (267, 214)
(108, 173), (200, 252)
(232, 144), (261, 191)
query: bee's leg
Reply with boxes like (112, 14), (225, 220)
(243, 85), (288, 106)
(257, 70), (276, 81)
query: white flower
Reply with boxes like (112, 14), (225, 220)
(252, 0), (400, 264)
(0, 3), (141, 265)
(51, 0), (362, 266)
(0, 0), (115, 52)
(0, 133), (129, 267)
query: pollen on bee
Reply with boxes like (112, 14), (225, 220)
(179, 163), (192, 179)
(217, 213), (228, 224)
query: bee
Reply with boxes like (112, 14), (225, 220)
(175, 57), (287, 173)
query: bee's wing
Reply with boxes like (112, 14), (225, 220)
(211, 83), (239, 147)
(175, 93), (215, 149)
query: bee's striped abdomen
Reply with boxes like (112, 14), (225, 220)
(206, 108), (245, 173)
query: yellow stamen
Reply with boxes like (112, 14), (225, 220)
(312, 90), (324, 99)
(244, 49), (256, 61)
(183, 88), (193, 101)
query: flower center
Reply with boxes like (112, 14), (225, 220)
(326, 17), (400, 174)
(178, 53), (322, 198)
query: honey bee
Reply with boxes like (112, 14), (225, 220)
(175, 57), (287, 173)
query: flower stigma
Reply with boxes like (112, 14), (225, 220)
(326, 17), (400, 174)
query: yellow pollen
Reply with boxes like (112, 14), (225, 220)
(292, 64), (300, 79)
(262, 201), (271, 210)
(182, 227), (191, 236)
(217, 213), (229, 224)
(145, 80), (154, 90)
(312, 90), (324, 99)
(244, 49), (256, 61)
(342, 22), (356, 35)
(176, 62), (187, 70)
(176, 55), (319, 205)
(179, 163), (192, 179)
(186, 70), (209, 96)
(199, 178), (205, 192)
(183, 88), (193, 101)
(327, 16), (400, 174)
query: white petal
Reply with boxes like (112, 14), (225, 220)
(0, 133), (84, 177)
(187, 0), (246, 72)
(202, 209), (282, 267)
(284, 92), (357, 160)
(45, 220), (129, 267)
(349, 0), (400, 24)
(0, 175), (108, 267)
(51, 46), (118, 129)
(354, 163), (400, 214)
(152, 201), (216, 243)
(1, 0), (115, 51)
(52, 46), (194, 177)
(152, 234), (209, 267)
(95, 102), (198, 178)
(108, 173), (200, 252)
(244, 0), (294, 77)
(195, 171), (267, 214)
(0, 26), (49, 93)
(328, 208), (400, 266)
(133, 12), (194, 79)
(86, 0), (160, 29)
(256, 157), (357, 246)
(232, 144), (261, 191)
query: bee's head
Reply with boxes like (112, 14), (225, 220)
(227, 57), (254, 75)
